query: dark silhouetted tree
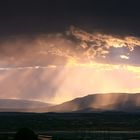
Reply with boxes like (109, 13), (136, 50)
(14, 128), (38, 140)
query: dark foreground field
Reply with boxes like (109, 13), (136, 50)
(1, 131), (140, 140)
(1, 112), (140, 139)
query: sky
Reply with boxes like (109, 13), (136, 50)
(0, 0), (140, 104)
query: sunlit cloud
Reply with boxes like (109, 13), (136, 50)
(120, 55), (129, 60)
(0, 65), (57, 71)
(69, 26), (140, 61)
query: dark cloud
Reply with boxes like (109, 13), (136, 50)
(0, 0), (140, 37)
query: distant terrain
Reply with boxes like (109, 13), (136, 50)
(0, 99), (52, 112)
(1, 93), (140, 112)
(46, 93), (140, 113)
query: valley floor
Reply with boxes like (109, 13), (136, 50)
(1, 112), (140, 139)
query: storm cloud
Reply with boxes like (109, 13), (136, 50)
(0, 26), (140, 68)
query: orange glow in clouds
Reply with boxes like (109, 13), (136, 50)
(51, 60), (140, 103)
(0, 26), (140, 104)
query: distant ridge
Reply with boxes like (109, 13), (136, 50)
(0, 99), (52, 112)
(1, 93), (140, 113)
(45, 93), (140, 113)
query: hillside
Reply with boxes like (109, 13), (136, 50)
(0, 99), (52, 112)
(46, 93), (140, 112)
